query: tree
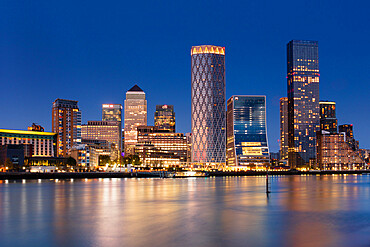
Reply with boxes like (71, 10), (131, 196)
(99, 155), (111, 166)
(66, 157), (77, 170)
(5, 158), (14, 171)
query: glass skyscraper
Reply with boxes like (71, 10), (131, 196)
(154, 105), (175, 132)
(319, 101), (337, 133)
(226, 96), (269, 168)
(102, 104), (122, 153)
(191, 45), (226, 163)
(287, 40), (320, 168)
(280, 97), (289, 160)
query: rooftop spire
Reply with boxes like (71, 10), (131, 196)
(128, 84), (143, 92)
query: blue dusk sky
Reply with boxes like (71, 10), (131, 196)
(0, 0), (369, 152)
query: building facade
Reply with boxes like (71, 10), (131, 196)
(319, 101), (337, 133)
(338, 124), (359, 151)
(287, 40), (320, 168)
(124, 85), (147, 155)
(191, 45), (226, 163)
(154, 105), (175, 132)
(52, 99), (81, 157)
(316, 131), (365, 170)
(134, 126), (187, 166)
(102, 103), (123, 152)
(81, 121), (121, 160)
(280, 97), (289, 160)
(226, 96), (269, 169)
(0, 129), (57, 157)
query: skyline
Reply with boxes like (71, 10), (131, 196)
(1, 1), (370, 153)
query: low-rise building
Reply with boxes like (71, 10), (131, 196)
(316, 131), (366, 170)
(134, 126), (187, 167)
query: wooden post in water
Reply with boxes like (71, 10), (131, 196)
(266, 167), (270, 194)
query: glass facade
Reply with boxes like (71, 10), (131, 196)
(226, 96), (269, 168)
(154, 105), (175, 132)
(102, 104), (122, 152)
(287, 40), (320, 168)
(280, 97), (288, 160)
(319, 101), (337, 133)
(191, 45), (226, 163)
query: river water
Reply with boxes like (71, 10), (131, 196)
(1, 175), (370, 247)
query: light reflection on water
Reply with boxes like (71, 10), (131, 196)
(1, 175), (370, 247)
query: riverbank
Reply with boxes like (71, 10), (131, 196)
(0, 170), (369, 180)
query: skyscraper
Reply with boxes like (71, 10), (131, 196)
(124, 85), (147, 155)
(102, 104), (122, 152)
(154, 105), (175, 132)
(191, 45), (226, 163)
(287, 40), (320, 168)
(319, 101), (337, 133)
(52, 99), (81, 157)
(339, 124), (359, 151)
(280, 97), (289, 160)
(226, 96), (269, 169)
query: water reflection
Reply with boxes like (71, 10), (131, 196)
(1, 175), (370, 247)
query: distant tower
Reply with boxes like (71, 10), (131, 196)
(102, 104), (122, 152)
(280, 97), (288, 160)
(287, 40), (320, 168)
(319, 101), (337, 133)
(124, 85), (147, 155)
(154, 105), (175, 132)
(52, 99), (81, 157)
(226, 96), (269, 168)
(338, 124), (359, 151)
(191, 45), (226, 163)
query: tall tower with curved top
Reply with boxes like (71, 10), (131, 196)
(191, 45), (226, 163)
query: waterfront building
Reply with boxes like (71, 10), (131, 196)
(338, 124), (359, 151)
(154, 105), (175, 132)
(28, 123), (44, 132)
(0, 129), (57, 157)
(0, 145), (26, 168)
(185, 133), (192, 162)
(319, 101), (337, 133)
(81, 121), (121, 160)
(191, 45), (226, 163)
(280, 97), (289, 161)
(316, 131), (365, 170)
(52, 99), (81, 157)
(124, 85), (147, 155)
(134, 126), (187, 166)
(226, 96), (270, 169)
(287, 40), (320, 168)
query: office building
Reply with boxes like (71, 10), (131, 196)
(124, 85), (147, 155)
(319, 101), (337, 133)
(280, 97), (289, 160)
(287, 40), (320, 168)
(102, 103), (123, 152)
(338, 124), (359, 151)
(52, 99), (81, 157)
(81, 121), (121, 160)
(226, 96), (270, 169)
(154, 105), (175, 132)
(191, 45), (226, 163)
(134, 126), (187, 166)
(0, 129), (57, 157)
(316, 131), (365, 170)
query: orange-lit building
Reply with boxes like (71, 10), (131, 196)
(81, 121), (121, 160)
(316, 131), (366, 170)
(134, 126), (187, 166)
(52, 99), (81, 157)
